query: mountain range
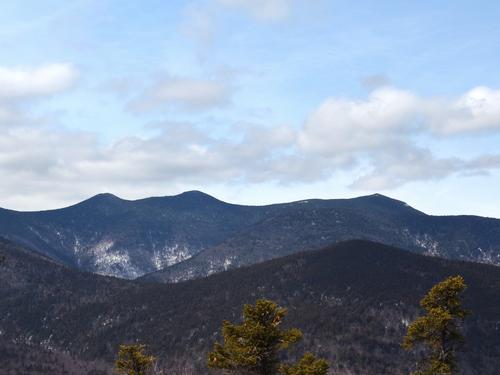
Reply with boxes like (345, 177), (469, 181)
(1, 238), (500, 374)
(1, 191), (500, 281)
(0, 191), (266, 278)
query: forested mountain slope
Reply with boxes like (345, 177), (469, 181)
(2, 191), (500, 281)
(0, 191), (268, 278)
(143, 194), (500, 282)
(1, 238), (500, 374)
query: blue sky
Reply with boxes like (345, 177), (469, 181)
(1, 0), (500, 217)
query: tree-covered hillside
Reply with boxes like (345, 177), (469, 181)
(2, 192), (500, 281)
(1, 238), (500, 374)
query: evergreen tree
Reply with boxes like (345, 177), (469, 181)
(115, 344), (156, 375)
(279, 352), (329, 375)
(403, 275), (468, 375)
(207, 299), (303, 374)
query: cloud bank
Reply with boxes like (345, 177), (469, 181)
(300, 86), (500, 189)
(2, 63), (500, 209)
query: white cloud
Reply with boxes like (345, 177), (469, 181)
(428, 86), (500, 134)
(0, 63), (78, 131)
(349, 146), (463, 190)
(0, 121), (309, 209)
(298, 87), (421, 155)
(0, 106), (22, 125)
(0, 64), (78, 99)
(3, 77), (500, 209)
(129, 77), (233, 112)
(217, 0), (292, 21)
(299, 86), (500, 158)
(297, 86), (500, 189)
(3, 111), (499, 210)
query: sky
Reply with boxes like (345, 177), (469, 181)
(1, 0), (500, 217)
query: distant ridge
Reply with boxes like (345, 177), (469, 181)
(1, 191), (500, 280)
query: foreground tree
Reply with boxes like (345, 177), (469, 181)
(279, 352), (329, 375)
(403, 275), (468, 375)
(115, 344), (156, 375)
(207, 299), (306, 374)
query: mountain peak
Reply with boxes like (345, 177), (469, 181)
(85, 192), (124, 203)
(72, 192), (126, 211)
(173, 190), (224, 205)
(364, 193), (401, 201)
(136, 190), (227, 211)
(178, 190), (214, 198)
(351, 193), (423, 214)
(91, 192), (121, 200)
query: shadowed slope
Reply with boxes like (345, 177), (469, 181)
(1, 238), (500, 374)
(3, 192), (500, 281)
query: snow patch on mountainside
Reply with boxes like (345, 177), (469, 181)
(223, 257), (234, 271)
(477, 247), (500, 266)
(152, 244), (192, 270)
(89, 240), (140, 279)
(402, 229), (441, 256)
(73, 236), (82, 254)
(70, 235), (198, 278)
(205, 256), (236, 277)
(415, 234), (441, 257)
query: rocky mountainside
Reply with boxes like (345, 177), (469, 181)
(143, 194), (500, 282)
(0, 191), (270, 278)
(2, 191), (500, 280)
(1, 238), (500, 374)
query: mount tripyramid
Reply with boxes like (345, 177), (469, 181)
(1, 191), (500, 280)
